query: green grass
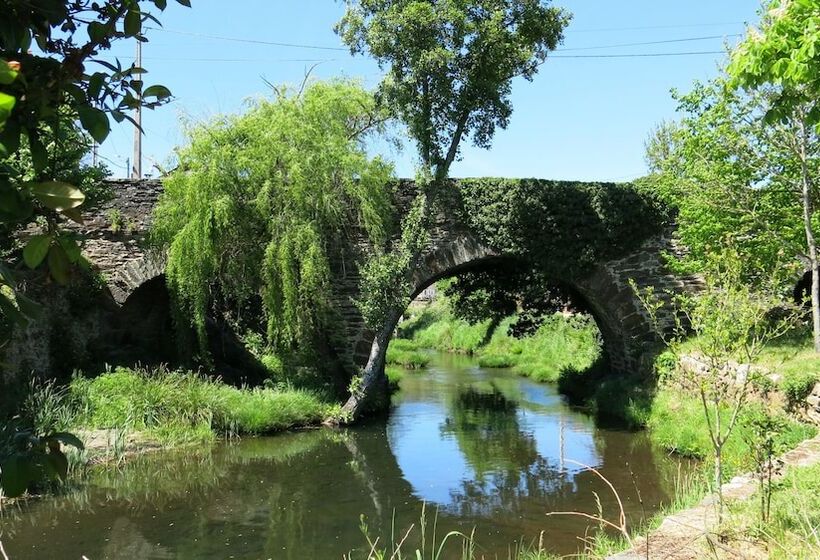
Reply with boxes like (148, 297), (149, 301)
(61, 366), (338, 444)
(386, 345), (431, 369)
(717, 462), (820, 559)
(399, 298), (494, 354)
(399, 300), (602, 384)
(647, 388), (815, 477)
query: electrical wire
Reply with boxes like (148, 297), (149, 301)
(555, 34), (740, 52)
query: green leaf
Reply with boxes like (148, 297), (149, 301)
(143, 85), (172, 100)
(0, 118), (21, 155)
(47, 432), (85, 450)
(77, 105), (110, 143)
(0, 92), (16, 126)
(124, 8), (141, 37)
(0, 182), (33, 223)
(58, 237), (82, 264)
(152, 0), (168, 9)
(88, 21), (108, 43)
(88, 73), (105, 100)
(0, 454), (30, 498)
(15, 293), (43, 322)
(23, 235), (51, 269)
(47, 244), (71, 284)
(0, 289), (26, 327)
(61, 207), (84, 225)
(30, 181), (85, 211)
(0, 60), (18, 85)
(176, 0), (192, 7)
(0, 262), (16, 287)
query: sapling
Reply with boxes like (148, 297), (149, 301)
(634, 249), (798, 522)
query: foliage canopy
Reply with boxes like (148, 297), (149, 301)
(337, 0), (571, 181)
(641, 78), (818, 292)
(729, 0), (820, 125)
(152, 80), (395, 361)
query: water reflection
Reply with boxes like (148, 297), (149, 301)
(1, 353), (689, 560)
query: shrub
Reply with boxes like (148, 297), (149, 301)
(477, 353), (516, 368)
(781, 370), (819, 412)
(386, 347), (430, 369)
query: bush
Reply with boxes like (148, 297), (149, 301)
(781, 370), (819, 412)
(477, 353), (516, 368)
(385, 347), (430, 369)
(647, 389), (815, 477)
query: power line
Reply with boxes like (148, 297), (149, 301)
(104, 56), (336, 63)
(555, 34), (740, 52)
(100, 50), (726, 63)
(144, 26), (348, 51)
(549, 50), (725, 59)
(144, 25), (743, 55)
(567, 21), (746, 33)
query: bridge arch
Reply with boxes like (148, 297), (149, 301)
(400, 232), (667, 377)
(105, 252), (167, 305)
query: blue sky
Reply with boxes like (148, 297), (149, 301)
(98, 1), (761, 181)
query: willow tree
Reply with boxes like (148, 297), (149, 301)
(152, 80), (394, 365)
(335, 0), (571, 419)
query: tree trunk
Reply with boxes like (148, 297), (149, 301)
(798, 119), (820, 352)
(337, 306), (404, 422)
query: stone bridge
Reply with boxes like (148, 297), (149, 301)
(66, 179), (699, 382)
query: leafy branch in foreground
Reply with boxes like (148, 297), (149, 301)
(0, 0), (187, 330)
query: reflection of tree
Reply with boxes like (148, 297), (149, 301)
(441, 384), (537, 478)
(440, 384), (584, 518)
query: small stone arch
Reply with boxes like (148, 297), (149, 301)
(105, 252), (167, 305)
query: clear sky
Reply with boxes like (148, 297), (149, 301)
(97, 1), (761, 181)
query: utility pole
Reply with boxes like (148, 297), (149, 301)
(131, 39), (142, 178)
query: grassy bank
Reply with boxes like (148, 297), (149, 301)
(719, 461), (820, 558)
(25, 366), (339, 447)
(397, 298), (601, 383)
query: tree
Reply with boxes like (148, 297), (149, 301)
(729, 0), (820, 126)
(0, 0), (186, 330)
(335, 0), (571, 420)
(635, 251), (797, 522)
(151, 80), (394, 369)
(729, 0), (820, 351)
(647, 76), (820, 349)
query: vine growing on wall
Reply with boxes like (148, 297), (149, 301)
(151, 80), (395, 363)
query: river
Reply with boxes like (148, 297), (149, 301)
(0, 352), (690, 559)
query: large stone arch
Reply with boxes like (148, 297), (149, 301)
(392, 232), (689, 377)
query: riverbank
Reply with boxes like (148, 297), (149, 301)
(0, 365), (339, 497)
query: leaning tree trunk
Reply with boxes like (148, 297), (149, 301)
(339, 306), (404, 421)
(798, 119), (820, 352)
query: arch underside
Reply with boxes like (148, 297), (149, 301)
(337, 232), (679, 377)
(104, 252), (167, 305)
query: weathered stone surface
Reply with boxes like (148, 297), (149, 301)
(5, 178), (699, 384)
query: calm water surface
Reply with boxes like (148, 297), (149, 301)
(1, 353), (690, 559)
